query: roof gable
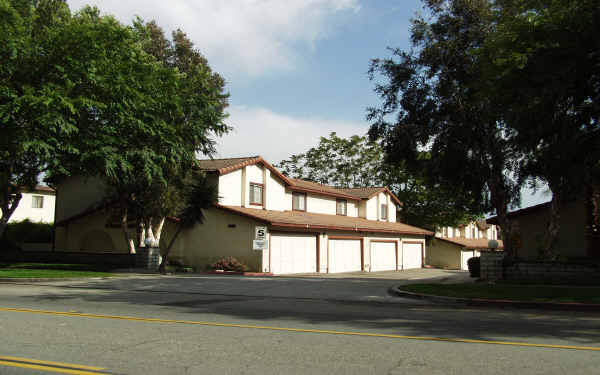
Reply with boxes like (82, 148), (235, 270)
(197, 156), (292, 185)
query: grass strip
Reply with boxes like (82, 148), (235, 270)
(0, 263), (114, 278)
(400, 283), (600, 304)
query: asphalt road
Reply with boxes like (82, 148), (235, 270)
(0, 274), (599, 375)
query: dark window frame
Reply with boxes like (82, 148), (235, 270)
(380, 203), (388, 220)
(336, 199), (347, 216)
(292, 192), (307, 211)
(249, 182), (264, 206)
(31, 195), (44, 209)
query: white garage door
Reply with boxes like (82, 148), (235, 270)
(461, 251), (476, 271)
(402, 242), (423, 270)
(270, 234), (317, 275)
(370, 241), (397, 272)
(329, 239), (362, 273)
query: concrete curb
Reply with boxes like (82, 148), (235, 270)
(389, 286), (600, 312)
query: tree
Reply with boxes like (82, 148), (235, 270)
(42, 12), (229, 253)
(158, 173), (218, 274)
(0, 0), (76, 237)
(276, 132), (478, 230)
(368, 0), (523, 256)
(123, 20), (229, 250)
(482, 0), (600, 258)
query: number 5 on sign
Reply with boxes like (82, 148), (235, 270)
(255, 226), (267, 240)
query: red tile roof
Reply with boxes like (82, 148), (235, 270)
(196, 156), (261, 172)
(437, 236), (504, 250)
(217, 205), (432, 236)
(196, 156), (293, 185)
(197, 156), (403, 204)
(340, 186), (402, 206)
(288, 179), (360, 200)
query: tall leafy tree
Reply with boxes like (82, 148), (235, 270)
(482, 0), (600, 258)
(124, 20), (229, 249)
(1, 0), (79, 238)
(368, 0), (523, 256)
(277, 132), (478, 230)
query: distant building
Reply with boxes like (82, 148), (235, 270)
(427, 220), (503, 270)
(9, 185), (56, 223)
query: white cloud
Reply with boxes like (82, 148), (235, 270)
(67, 0), (360, 78)
(215, 105), (368, 163)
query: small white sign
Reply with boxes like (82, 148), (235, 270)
(255, 226), (267, 240)
(253, 239), (268, 251)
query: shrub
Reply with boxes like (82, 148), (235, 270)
(209, 256), (248, 272)
(467, 256), (480, 278)
(2, 220), (53, 248)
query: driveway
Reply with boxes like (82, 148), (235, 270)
(7, 268), (470, 304)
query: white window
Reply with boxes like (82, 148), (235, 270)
(32, 195), (44, 209)
(292, 192), (306, 211)
(380, 204), (388, 220)
(249, 183), (263, 205)
(336, 199), (347, 215)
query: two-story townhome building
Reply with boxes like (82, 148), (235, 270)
(54, 156), (432, 274)
(9, 185), (56, 223)
(427, 220), (503, 270)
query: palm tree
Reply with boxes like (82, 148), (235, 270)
(158, 174), (217, 274)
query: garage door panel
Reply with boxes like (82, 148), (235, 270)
(370, 241), (397, 272)
(402, 242), (422, 270)
(461, 251), (475, 271)
(329, 239), (362, 273)
(270, 234), (316, 275)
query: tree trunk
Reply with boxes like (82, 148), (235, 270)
(543, 193), (561, 260)
(489, 182), (513, 258)
(138, 221), (146, 247)
(120, 197), (136, 254)
(153, 217), (166, 243)
(158, 224), (183, 274)
(0, 189), (22, 239)
(0, 222), (7, 241)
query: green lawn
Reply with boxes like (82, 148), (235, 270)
(400, 283), (600, 304)
(0, 263), (114, 278)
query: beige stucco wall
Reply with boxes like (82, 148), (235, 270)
(54, 208), (132, 253)
(347, 201), (359, 217)
(366, 196), (377, 220)
(427, 238), (462, 269)
(306, 194), (336, 215)
(266, 170), (287, 211)
(218, 169), (242, 206)
(55, 176), (107, 222)
(365, 192), (397, 222)
(358, 201), (367, 218)
(9, 191), (56, 223)
(513, 198), (587, 260)
(165, 207), (264, 272)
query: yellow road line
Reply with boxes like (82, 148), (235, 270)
(0, 355), (104, 371)
(0, 359), (106, 375)
(2, 307), (599, 352)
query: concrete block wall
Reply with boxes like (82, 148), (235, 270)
(135, 247), (161, 271)
(480, 251), (505, 281)
(504, 262), (600, 283)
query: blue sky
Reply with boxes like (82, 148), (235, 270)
(67, 0), (548, 208)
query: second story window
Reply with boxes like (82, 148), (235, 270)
(292, 192), (306, 211)
(336, 199), (347, 215)
(32, 195), (44, 209)
(380, 204), (388, 220)
(249, 183), (263, 205)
